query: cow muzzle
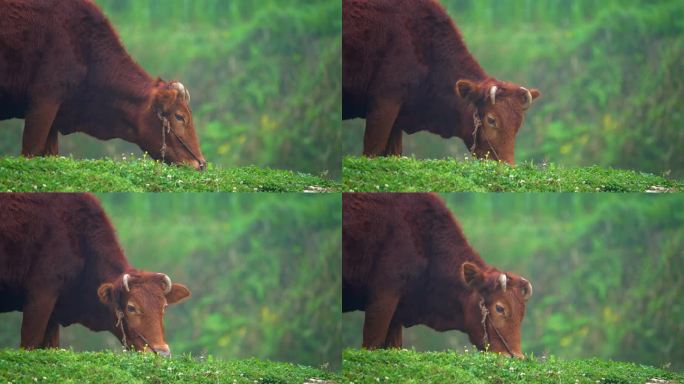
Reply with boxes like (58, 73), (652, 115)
(151, 344), (171, 357)
(191, 159), (207, 172)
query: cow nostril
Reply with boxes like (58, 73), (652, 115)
(199, 161), (206, 171)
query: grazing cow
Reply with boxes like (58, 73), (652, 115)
(342, 193), (533, 357)
(0, 0), (206, 170)
(342, 0), (540, 163)
(0, 193), (191, 355)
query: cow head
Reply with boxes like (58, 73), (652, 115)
(456, 79), (540, 164)
(460, 262), (532, 358)
(97, 272), (191, 356)
(142, 79), (206, 171)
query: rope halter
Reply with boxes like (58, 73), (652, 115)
(154, 110), (204, 168)
(471, 109), (500, 161)
(115, 308), (153, 352)
(477, 297), (515, 357)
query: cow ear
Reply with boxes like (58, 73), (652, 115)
(153, 89), (179, 113)
(529, 88), (541, 101)
(97, 283), (116, 305)
(460, 262), (484, 288)
(166, 283), (191, 304)
(455, 80), (479, 102)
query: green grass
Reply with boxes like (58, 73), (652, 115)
(0, 156), (340, 192)
(343, 156), (684, 192)
(0, 349), (339, 384)
(343, 349), (683, 384)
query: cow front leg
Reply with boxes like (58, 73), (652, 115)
(362, 293), (400, 349)
(20, 292), (58, 349)
(384, 319), (403, 348)
(43, 127), (60, 156)
(363, 98), (401, 157)
(21, 100), (61, 156)
(384, 126), (403, 156)
(42, 319), (60, 348)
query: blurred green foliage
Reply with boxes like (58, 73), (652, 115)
(0, 0), (341, 177)
(342, 0), (684, 178)
(342, 194), (684, 371)
(0, 193), (342, 369)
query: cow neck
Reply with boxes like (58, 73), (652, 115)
(64, 196), (134, 330)
(417, 5), (488, 139)
(88, 76), (153, 143)
(402, 205), (487, 331)
(78, 8), (154, 142)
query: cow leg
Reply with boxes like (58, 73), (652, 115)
(21, 100), (61, 156)
(41, 319), (60, 348)
(43, 128), (60, 156)
(383, 320), (403, 348)
(362, 294), (400, 349)
(384, 126), (403, 156)
(363, 98), (401, 157)
(20, 292), (58, 349)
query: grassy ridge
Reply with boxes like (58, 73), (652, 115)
(0, 156), (340, 192)
(343, 157), (683, 192)
(0, 349), (338, 384)
(343, 349), (684, 384)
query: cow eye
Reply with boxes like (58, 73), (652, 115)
(126, 304), (136, 313)
(174, 113), (184, 122)
(486, 115), (497, 127)
(495, 304), (505, 314)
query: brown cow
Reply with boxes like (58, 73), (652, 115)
(0, 0), (206, 170)
(0, 193), (191, 356)
(343, 0), (540, 163)
(343, 193), (533, 357)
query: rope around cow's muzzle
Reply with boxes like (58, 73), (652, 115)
(114, 309), (155, 354)
(115, 309), (128, 348)
(471, 110), (501, 162)
(478, 298), (515, 357)
(155, 111), (204, 167)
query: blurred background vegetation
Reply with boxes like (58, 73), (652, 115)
(0, 0), (341, 178)
(342, 193), (684, 371)
(342, 0), (684, 179)
(0, 193), (341, 369)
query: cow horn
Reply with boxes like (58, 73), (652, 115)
(171, 82), (190, 102)
(122, 274), (131, 292)
(489, 85), (497, 105)
(521, 278), (533, 300)
(498, 274), (507, 292)
(160, 274), (172, 294)
(520, 86), (532, 110)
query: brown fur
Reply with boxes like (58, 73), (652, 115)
(0, 193), (190, 355)
(0, 0), (206, 170)
(342, 0), (540, 163)
(343, 193), (532, 356)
